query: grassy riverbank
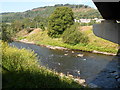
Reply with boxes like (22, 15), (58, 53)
(16, 26), (118, 54)
(1, 41), (86, 88)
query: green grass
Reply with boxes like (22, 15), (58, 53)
(1, 41), (85, 88)
(21, 26), (118, 54)
(81, 27), (118, 53)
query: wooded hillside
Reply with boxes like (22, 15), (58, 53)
(1, 4), (102, 23)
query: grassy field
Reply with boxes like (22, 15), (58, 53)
(1, 41), (86, 88)
(16, 26), (118, 54)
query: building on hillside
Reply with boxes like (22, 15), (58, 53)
(79, 19), (91, 23)
(74, 18), (104, 23)
(96, 19), (104, 23)
(93, 18), (104, 23)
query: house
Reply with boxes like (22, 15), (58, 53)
(80, 19), (91, 23)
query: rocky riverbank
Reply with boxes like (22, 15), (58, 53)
(14, 39), (117, 56)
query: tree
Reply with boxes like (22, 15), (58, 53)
(11, 20), (24, 32)
(33, 16), (47, 28)
(1, 23), (15, 42)
(48, 7), (74, 38)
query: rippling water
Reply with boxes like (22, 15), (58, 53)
(9, 41), (120, 88)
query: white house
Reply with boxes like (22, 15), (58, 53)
(80, 19), (91, 23)
(74, 18), (104, 23)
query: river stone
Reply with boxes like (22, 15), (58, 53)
(109, 70), (116, 73)
(68, 74), (73, 78)
(74, 78), (85, 84)
(72, 51), (75, 53)
(76, 54), (84, 57)
(110, 71), (118, 77)
(83, 59), (87, 61)
(60, 73), (64, 77)
(88, 83), (99, 88)
(65, 51), (68, 52)
(77, 71), (80, 75)
(58, 63), (60, 65)
(117, 78), (120, 82)
(64, 54), (68, 56)
(115, 75), (120, 79)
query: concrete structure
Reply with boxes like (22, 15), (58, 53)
(93, 20), (120, 44)
(92, 0), (120, 44)
(92, 0), (120, 21)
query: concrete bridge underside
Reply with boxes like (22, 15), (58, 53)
(92, 1), (120, 44)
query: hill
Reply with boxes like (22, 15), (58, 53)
(15, 26), (118, 54)
(1, 4), (102, 23)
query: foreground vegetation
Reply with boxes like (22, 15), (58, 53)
(2, 41), (86, 88)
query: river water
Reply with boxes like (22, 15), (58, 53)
(9, 41), (120, 88)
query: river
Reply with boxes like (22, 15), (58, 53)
(9, 41), (120, 88)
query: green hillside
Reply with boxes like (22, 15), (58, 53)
(1, 4), (102, 23)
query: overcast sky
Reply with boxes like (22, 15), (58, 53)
(0, 0), (97, 13)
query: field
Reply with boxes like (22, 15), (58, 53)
(16, 26), (118, 54)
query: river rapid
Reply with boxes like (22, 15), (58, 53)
(9, 41), (120, 88)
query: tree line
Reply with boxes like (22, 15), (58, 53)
(1, 4), (102, 23)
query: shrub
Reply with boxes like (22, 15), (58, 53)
(1, 23), (15, 42)
(2, 42), (38, 72)
(62, 25), (89, 45)
(39, 23), (45, 31)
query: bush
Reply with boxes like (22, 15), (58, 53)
(39, 23), (45, 31)
(2, 42), (38, 72)
(1, 23), (15, 42)
(62, 25), (89, 45)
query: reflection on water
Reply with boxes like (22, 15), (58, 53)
(10, 41), (120, 88)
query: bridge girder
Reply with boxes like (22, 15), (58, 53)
(92, 0), (120, 21)
(92, 0), (120, 44)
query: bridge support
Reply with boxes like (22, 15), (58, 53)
(93, 20), (120, 44)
